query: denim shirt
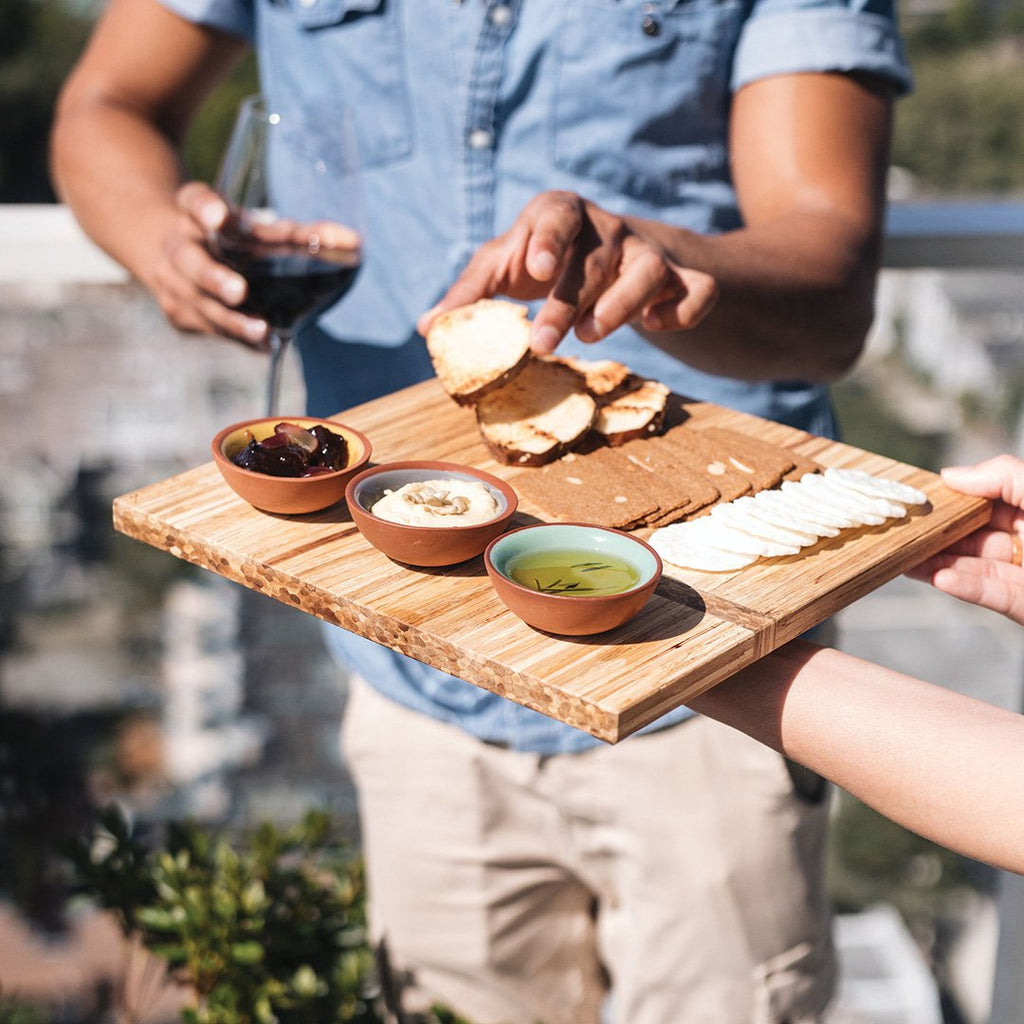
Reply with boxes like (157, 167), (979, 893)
(161, 0), (911, 753)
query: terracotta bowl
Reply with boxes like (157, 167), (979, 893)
(345, 461), (519, 567)
(484, 522), (662, 636)
(212, 416), (372, 514)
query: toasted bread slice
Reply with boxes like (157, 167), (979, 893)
(548, 355), (636, 400)
(426, 299), (533, 406)
(594, 379), (670, 446)
(476, 359), (597, 466)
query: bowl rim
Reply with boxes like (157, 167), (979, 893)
(212, 416), (371, 482)
(484, 521), (663, 602)
(345, 460), (519, 532)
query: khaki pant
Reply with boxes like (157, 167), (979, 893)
(342, 677), (835, 1024)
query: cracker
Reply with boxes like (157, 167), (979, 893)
(692, 427), (797, 491)
(655, 426), (756, 506)
(617, 436), (720, 526)
(515, 448), (660, 530)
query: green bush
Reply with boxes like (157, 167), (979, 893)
(894, 0), (1024, 195)
(66, 806), (380, 1024)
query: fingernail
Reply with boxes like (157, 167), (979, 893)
(222, 277), (245, 304)
(531, 324), (561, 354)
(199, 200), (227, 232)
(242, 318), (268, 342)
(417, 307), (438, 335)
(576, 315), (603, 341)
(529, 251), (558, 279)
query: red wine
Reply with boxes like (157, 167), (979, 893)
(217, 243), (360, 331)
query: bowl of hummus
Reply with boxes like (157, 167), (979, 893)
(345, 460), (519, 566)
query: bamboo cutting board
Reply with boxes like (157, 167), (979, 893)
(112, 379), (991, 742)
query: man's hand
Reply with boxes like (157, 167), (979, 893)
(147, 184), (363, 349)
(417, 190), (718, 354)
(149, 182), (270, 349)
(907, 454), (1024, 626)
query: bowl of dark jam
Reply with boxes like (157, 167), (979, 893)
(212, 416), (372, 514)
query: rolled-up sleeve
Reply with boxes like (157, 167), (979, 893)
(157, 0), (254, 42)
(732, 0), (913, 94)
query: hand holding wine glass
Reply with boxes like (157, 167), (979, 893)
(213, 94), (363, 415)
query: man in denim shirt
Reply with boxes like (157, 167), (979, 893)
(53, 2), (911, 1020)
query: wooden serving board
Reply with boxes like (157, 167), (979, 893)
(112, 379), (992, 743)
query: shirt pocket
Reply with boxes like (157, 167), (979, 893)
(265, 0), (413, 169)
(551, 0), (745, 205)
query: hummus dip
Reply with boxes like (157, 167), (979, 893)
(371, 479), (500, 526)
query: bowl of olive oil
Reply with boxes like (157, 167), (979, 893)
(484, 523), (662, 636)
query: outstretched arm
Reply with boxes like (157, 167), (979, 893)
(690, 455), (1024, 873)
(420, 72), (895, 382)
(688, 640), (1024, 874)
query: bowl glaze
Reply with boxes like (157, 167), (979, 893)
(484, 522), (662, 636)
(346, 460), (518, 567)
(211, 416), (372, 514)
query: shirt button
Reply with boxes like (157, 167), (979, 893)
(298, 0), (317, 7)
(641, 13), (660, 35)
(468, 128), (494, 150)
(490, 3), (513, 25)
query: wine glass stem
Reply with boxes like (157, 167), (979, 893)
(266, 330), (294, 417)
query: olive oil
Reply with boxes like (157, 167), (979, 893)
(507, 549), (641, 596)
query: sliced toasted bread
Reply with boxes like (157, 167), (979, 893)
(548, 355), (636, 400)
(594, 378), (670, 446)
(476, 359), (597, 466)
(426, 299), (533, 406)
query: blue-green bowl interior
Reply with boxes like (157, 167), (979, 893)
(488, 524), (659, 594)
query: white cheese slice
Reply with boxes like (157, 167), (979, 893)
(653, 516), (802, 559)
(778, 481), (868, 528)
(711, 497), (819, 547)
(796, 473), (907, 521)
(748, 489), (843, 537)
(648, 529), (758, 572)
(824, 467), (928, 507)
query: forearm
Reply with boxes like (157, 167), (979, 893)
(627, 210), (878, 381)
(51, 98), (190, 290)
(689, 641), (1024, 873)
(627, 71), (891, 382)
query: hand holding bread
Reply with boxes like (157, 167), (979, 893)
(417, 191), (718, 355)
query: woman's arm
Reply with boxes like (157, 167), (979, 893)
(688, 640), (1024, 874)
(692, 454), (1024, 873)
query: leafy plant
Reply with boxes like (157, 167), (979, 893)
(66, 806), (380, 1023)
(0, 989), (55, 1024)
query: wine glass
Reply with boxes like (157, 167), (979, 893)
(212, 94), (363, 416)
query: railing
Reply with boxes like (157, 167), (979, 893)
(4, 201), (1024, 279)
(884, 200), (1024, 268)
